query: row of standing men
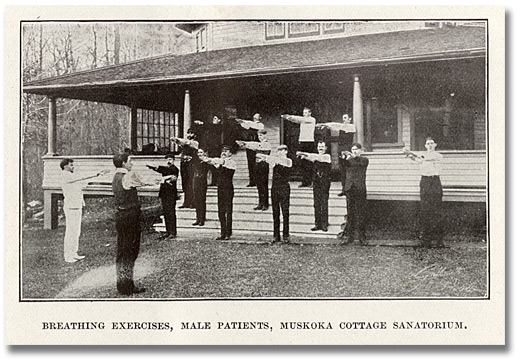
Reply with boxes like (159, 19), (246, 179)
(60, 108), (443, 296)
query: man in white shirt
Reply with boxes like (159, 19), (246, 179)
(60, 158), (108, 263)
(404, 137), (444, 248)
(282, 107), (316, 187)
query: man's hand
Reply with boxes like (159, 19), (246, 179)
(146, 165), (156, 170)
(236, 140), (245, 148)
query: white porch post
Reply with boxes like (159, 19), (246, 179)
(183, 90), (191, 137)
(352, 75), (364, 146)
(47, 96), (57, 155)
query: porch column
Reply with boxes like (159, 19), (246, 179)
(183, 90), (191, 137)
(352, 75), (364, 146)
(130, 104), (138, 151)
(47, 96), (57, 155)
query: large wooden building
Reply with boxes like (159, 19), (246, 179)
(23, 21), (487, 234)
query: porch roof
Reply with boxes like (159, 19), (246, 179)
(23, 26), (485, 103)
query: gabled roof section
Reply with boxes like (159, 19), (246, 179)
(24, 26), (485, 97)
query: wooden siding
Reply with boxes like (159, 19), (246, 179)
(364, 150), (486, 202)
(43, 150), (486, 203)
(42, 155), (170, 197)
(208, 21), (426, 51)
(474, 112), (486, 150)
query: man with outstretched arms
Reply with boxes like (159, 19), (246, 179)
(236, 113), (265, 187)
(257, 145), (293, 242)
(171, 130), (199, 209)
(297, 141), (332, 232)
(205, 145), (237, 240)
(147, 153), (179, 239)
(338, 143), (369, 245)
(236, 129), (271, 211)
(60, 158), (109, 263)
(281, 107), (316, 188)
(112, 153), (159, 296)
(315, 114), (356, 196)
(404, 137), (444, 248)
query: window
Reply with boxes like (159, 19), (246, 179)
(196, 27), (207, 52)
(136, 109), (179, 153)
(288, 22), (320, 38)
(323, 22), (345, 34)
(265, 22), (285, 40)
(370, 98), (399, 145)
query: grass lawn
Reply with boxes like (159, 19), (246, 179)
(21, 200), (488, 300)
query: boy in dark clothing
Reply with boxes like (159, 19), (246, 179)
(147, 153), (179, 239)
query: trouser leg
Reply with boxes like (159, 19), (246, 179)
(272, 188), (281, 238)
(281, 188), (290, 238)
(246, 149), (256, 186)
(161, 196), (177, 236)
(64, 207), (82, 261)
(299, 142), (314, 186)
(116, 209), (141, 294)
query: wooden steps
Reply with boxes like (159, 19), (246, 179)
(153, 184), (347, 239)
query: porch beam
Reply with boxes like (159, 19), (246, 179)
(47, 96), (57, 155)
(183, 90), (191, 137)
(352, 75), (364, 146)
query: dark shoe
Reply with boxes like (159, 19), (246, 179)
(253, 206), (262, 210)
(273, 236), (281, 243)
(199, 222), (205, 226)
(215, 236), (226, 240)
(132, 287), (146, 294)
(282, 235), (290, 241)
(337, 192), (346, 197)
(224, 235), (231, 240)
(247, 183), (256, 187)
(322, 226), (328, 232)
(261, 206), (269, 211)
(192, 221), (200, 226)
(157, 233), (170, 240)
(311, 227), (320, 231)
(166, 234), (177, 240)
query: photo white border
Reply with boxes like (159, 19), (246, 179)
(3, 4), (507, 347)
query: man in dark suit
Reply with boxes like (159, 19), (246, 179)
(147, 153), (179, 239)
(339, 143), (369, 245)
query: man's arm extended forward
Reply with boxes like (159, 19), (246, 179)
(256, 154), (292, 167)
(281, 114), (314, 124)
(296, 152), (331, 163)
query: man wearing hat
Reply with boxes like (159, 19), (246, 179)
(236, 129), (271, 211)
(147, 153), (179, 239)
(205, 145), (236, 240)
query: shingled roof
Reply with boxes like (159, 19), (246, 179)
(24, 26), (485, 99)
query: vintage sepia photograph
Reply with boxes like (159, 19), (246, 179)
(20, 19), (488, 300)
(4, 5), (505, 346)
